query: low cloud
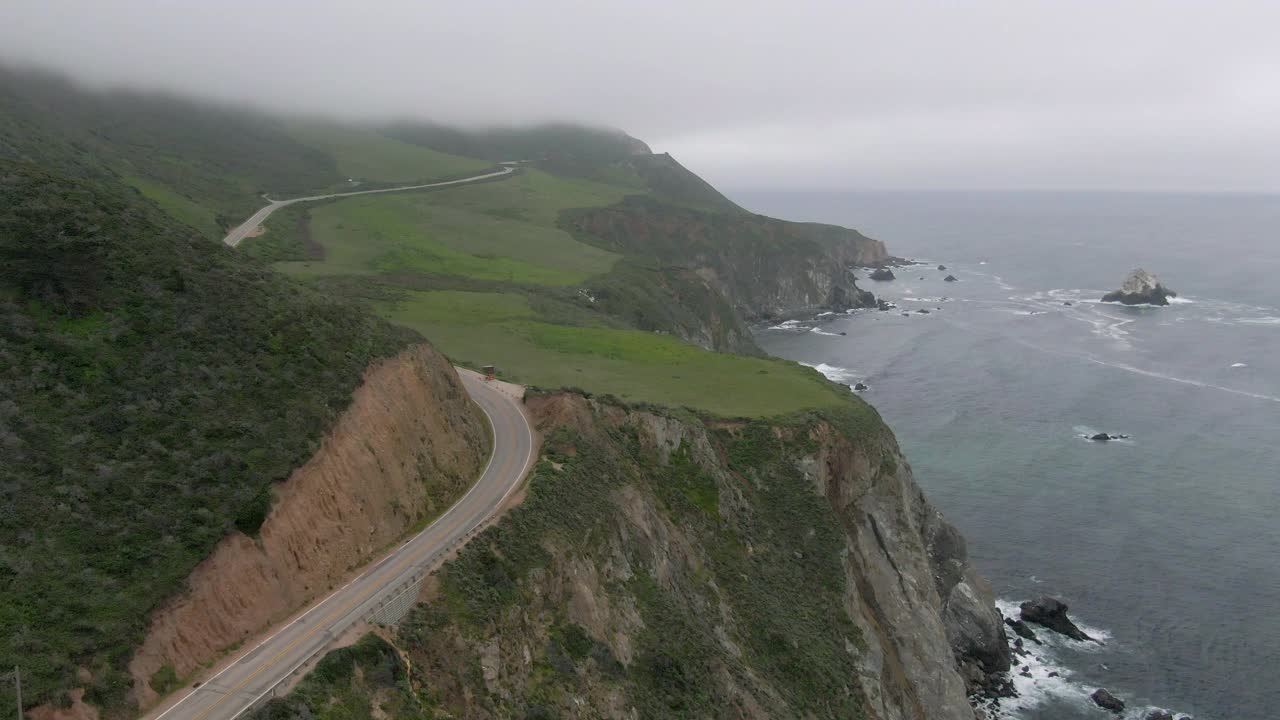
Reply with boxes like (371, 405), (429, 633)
(3, 0), (1278, 191)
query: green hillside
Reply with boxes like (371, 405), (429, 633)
(0, 66), (886, 716)
(0, 160), (417, 712)
(244, 166), (848, 415)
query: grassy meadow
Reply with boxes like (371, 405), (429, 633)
(246, 166), (851, 417)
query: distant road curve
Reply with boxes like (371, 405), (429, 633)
(221, 163), (517, 247)
(145, 370), (533, 720)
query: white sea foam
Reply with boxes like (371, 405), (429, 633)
(800, 362), (858, 386)
(767, 319), (805, 330)
(1231, 362), (1248, 368)
(809, 327), (843, 337)
(1082, 354), (1280, 404)
(983, 600), (1198, 720)
(979, 600), (1140, 719)
(1237, 316), (1280, 325)
(1167, 296), (1194, 304)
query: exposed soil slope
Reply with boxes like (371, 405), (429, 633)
(128, 344), (488, 707)
(265, 392), (1007, 719)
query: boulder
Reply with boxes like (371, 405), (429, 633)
(876, 298), (894, 311)
(917, 309), (931, 314)
(938, 264), (947, 271)
(1004, 617), (1040, 643)
(944, 274), (958, 282)
(853, 382), (868, 391)
(1101, 268), (1177, 306)
(1019, 597), (1094, 641)
(869, 267), (896, 281)
(1063, 301), (1073, 306)
(1144, 711), (1174, 720)
(1091, 689), (1126, 713)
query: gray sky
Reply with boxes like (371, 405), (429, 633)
(3, 1), (1279, 192)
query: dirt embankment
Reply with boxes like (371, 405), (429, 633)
(127, 344), (488, 708)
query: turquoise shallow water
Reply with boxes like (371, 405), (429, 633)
(737, 190), (1280, 720)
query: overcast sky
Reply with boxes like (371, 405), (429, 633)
(3, 1), (1279, 192)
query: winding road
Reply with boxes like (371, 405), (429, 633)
(145, 370), (534, 720)
(221, 164), (518, 247)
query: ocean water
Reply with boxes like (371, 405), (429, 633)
(736, 190), (1280, 720)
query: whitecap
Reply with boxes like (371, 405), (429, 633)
(1167, 296), (1194, 304)
(809, 327), (842, 337)
(978, 600), (1131, 719)
(1231, 362), (1248, 368)
(799, 362), (858, 386)
(767, 319), (805, 330)
(1237, 316), (1280, 326)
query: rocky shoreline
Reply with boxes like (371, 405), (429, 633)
(977, 596), (1196, 720)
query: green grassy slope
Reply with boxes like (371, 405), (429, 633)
(245, 167), (846, 415)
(0, 160), (417, 713)
(283, 122), (492, 183)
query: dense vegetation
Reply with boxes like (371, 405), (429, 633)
(340, 399), (871, 718)
(0, 161), (417, 713)
(250, 634), (424, 720)
(0, 64), (895, 718)
(243, 400), (881, 719)
(563, 194), (881, 317)
(0, 66), (492, 235)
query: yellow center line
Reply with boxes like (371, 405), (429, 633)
(190, 409), (520, 720)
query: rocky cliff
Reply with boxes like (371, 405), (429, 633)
(126, 344), (488, 709)
(565, 195), (889, 325)
(262, 390), (1008, 720)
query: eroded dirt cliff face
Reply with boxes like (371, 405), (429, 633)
(127, 344), (488, 709)
(376, 392), (1006, 720)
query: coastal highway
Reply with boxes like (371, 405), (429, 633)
(147, 370), (534, 720)
(220, 164), (517, 247)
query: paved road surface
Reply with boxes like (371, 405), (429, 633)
(221, 165), (517, 247)
(148, 371), (533, 720)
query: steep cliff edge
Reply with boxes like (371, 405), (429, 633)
(127, 344), (488, 709)
(565, 195), (889, 325)
(258, 390), (1007, 720)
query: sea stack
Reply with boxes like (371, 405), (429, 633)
(1101, 269), (1177, 306)
(869, 267), (896, 281)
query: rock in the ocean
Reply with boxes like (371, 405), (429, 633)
(938, 264), (947, 271)
(1004, 617), (1040, 643)
(869, 267), (896, 281)
(1143, 710), (1175, 720)
(1101, 268), (1177, 305)
(944, 274), (958, 282)
(1091, 689), (1126, 713)
(853, 382), (868, 391)
(1089, 433), (1130, 441)
(917, 309), (930, 314)
(1020, 596), (1094, 641)
(1064, 301), (1073, 306)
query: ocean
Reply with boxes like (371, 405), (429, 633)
(733, 190), (1280, 720)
